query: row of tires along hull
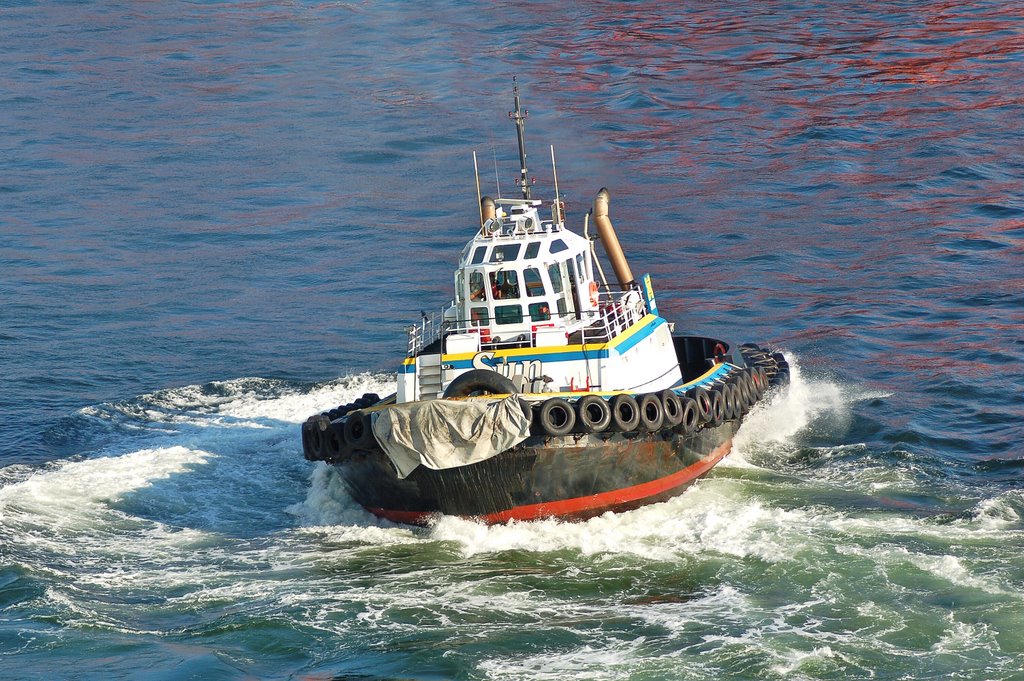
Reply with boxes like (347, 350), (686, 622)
(302, 361), (781, 465)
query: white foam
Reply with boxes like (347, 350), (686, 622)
(418, 478), (817, 563)
(478, 640), (644, 681)
(287, 464), (419, 546)
(208, 373), (396, 423)
(970, 491), (1024, 530)
(0, 446), (211, 528)
(769, 645), (849, 676)
(931, 614), (1000, 655)
(729, 355), (858, 467)
(75, 373), (396, 433)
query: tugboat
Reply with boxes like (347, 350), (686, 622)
(301, 82), (789, 525)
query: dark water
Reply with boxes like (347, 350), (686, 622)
(2, 2), (1023, 679)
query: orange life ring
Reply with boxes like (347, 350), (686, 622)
(588, 280), (600, 306)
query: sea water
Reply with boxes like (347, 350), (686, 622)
(2, 2), (1023, 679)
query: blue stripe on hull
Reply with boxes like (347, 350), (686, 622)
(400, 316), (666, 374)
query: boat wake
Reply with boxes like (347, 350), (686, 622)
(3, 364), (1022, 681)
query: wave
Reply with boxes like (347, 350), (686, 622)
(2, 368), (1022, 681)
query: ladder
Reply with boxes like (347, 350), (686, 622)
(418, 354), (443, 400)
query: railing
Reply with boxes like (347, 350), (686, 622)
(406, 302), (454, 356)
(580, 288), (647, 343)
(406, 284), (648, 356)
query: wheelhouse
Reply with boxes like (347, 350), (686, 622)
(451, 198), (598, 346)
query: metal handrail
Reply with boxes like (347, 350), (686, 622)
(406, 285), (647, 356)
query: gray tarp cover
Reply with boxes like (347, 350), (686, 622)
(371, 396), (531, 479)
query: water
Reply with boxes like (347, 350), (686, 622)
(2, 1), (1023, 678)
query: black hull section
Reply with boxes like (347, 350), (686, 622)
(337, 421), (738, 525)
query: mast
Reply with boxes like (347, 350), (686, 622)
(509, 77), (531, 200)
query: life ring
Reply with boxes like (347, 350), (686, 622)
(537, 397), (576, 436)
(443, 369), (518, 398)
(588, 280), (600, 306)
(713, 342), (727, 360)
(575, 395), (611, 433)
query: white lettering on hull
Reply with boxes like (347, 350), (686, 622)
(472, 352), (543, 380)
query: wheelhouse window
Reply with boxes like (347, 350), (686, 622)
(550, 239), (569, 254)
(547, 263), (563, 294)
(576, 253), (586, 280)
(469, 271), (486, 301)
(471, 246), (487, 265)
(470, 307), (489, 325)
(524, 242), (541, 259)
(523, 268), (545, 297)
(489, 270), (520, 299)
(490, 244), (521, 263)
(494, 304), (523, 325)
(529, 302), (551, 321)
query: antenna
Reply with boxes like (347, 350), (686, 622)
(492, 145), (501, 199)
(550, 144), (561, 223)
(473, 151), (483, 227)
(509, 77), (531, 200)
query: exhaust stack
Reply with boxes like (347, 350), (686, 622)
(481, 196), (496, 223)
(592, 188), (635, 289)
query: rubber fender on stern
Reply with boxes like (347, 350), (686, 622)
(342, 410), (377, 451)
(301, 418), (319, 461)
(740, 371), (757, 408)
(324, 421), (344, 461)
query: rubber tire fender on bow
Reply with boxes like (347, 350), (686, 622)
(659, 389), (684, 429)
(575, 394), (612, 434)
(609, 394), (641, 432)
(687, 387), (713, 424)
(679, 397), (699, 435)
(637, 393), (665, 432)
(537, 397), (576, 437)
